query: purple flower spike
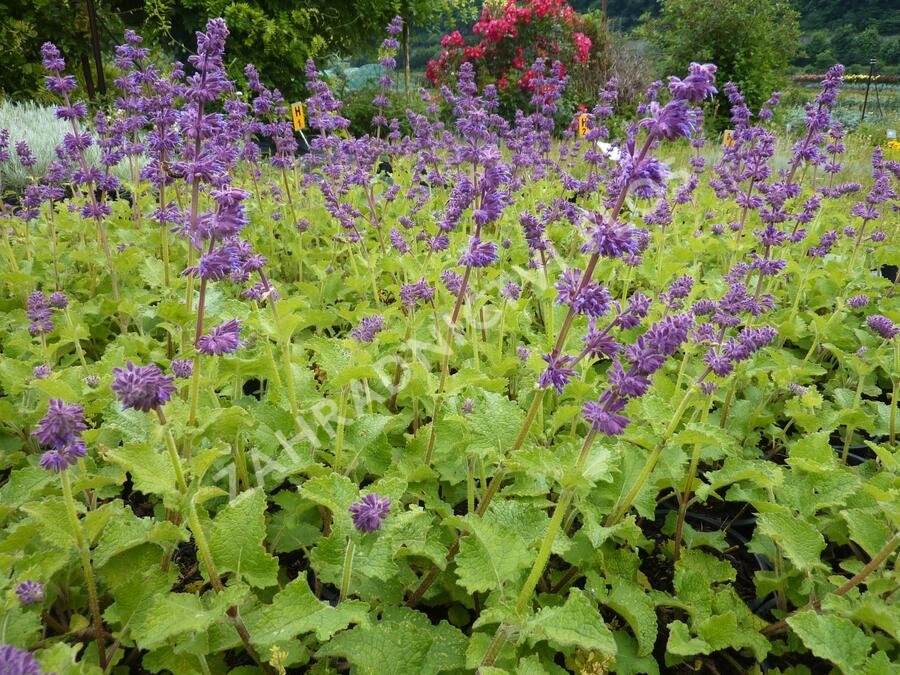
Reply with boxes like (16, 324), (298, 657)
(40, 449), (70, 473)
(111, 362), (176, 412)
(639, 100), (697, 141)
(351, 316), (384, 343)
(48, 291), (68, 309)
(16, 580), (44, 606)
(459, 236), (499, 268)
(867, 315), (898, 340)
(582, 215), (640, 259)
(582, 401), (630, 436)
(538, 353), (576, 393)
(441, 270), (464, 296)
(500, 282), (521, 301)
(0, 645), (41, 675)
(33, 399), (86, 448)
(847, 295), (869, 308)
(349, 493), (391, 532)
(171, 359), (194, 379)
(32, 365), (51, 380)
(667, 63), (717, 103)
(197, 319), (243, 356)
(26, 291), (53, 335)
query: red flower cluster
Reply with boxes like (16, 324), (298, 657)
(427, 0), (592, 89)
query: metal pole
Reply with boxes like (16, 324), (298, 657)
(861, 59), (876, 122)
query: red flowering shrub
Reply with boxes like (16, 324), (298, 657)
(427, 0), (601, 102)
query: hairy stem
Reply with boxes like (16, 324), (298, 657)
(62, 470), (107, 669)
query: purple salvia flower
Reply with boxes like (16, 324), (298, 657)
(33, 399), (86, 448)
(32, 365), (51, 380)
(667, 63), (717, 102)
(582, 401), (630, 436)
(111, 362), (176, 412)
(639, 100), (697, 141)
(867, 315), (898, 340)
(171, 359), (194, 378)
(15, 580), (44, 606)
(538, 353), (576, 393)
(26, 291), (53, 335)
(48, 291), (68, 309)
(441, 270), (464, 296)
(197, 319), (244, 355)
(517, 346), (531, 362)
(788, 383), (808, 396)
(39, 439), (85, 473)
(582, 214), (640, 258)
(847, 295), (869, 308)
(500, 282), (521, 301)
(0, 644), (41, 675)
(400, 278), (435, 308)
(15, 141), (36, 168)
(459, 236), (499, 268)
(349, 493), (391, 532)
(84, 375), (100, 388)
(194, 243), (240, 281)
(351, 316), (384, 343)
(389, 228), (411, 255)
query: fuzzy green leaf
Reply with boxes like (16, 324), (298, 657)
(756, 511), (826, 571)
(209, 488), (278, 588)
(599, 582), (658, 656)
(246, 576), (368, 647)
(787, 611), (874, 673)
(530, 588), (617, 655)
(316, 607), (468, 675)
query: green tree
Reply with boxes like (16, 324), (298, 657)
(0, 0), (128, 101)
(637, 0), (800, 121)
(855, 26), (882, 67)
(396, 0), (478, 94)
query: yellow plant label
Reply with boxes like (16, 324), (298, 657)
(291, 102), (306, 131)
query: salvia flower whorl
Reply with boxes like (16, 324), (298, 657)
(197, 319), (243, 355)
(349, 493), (391, 533)
(32, 399), (86, 448)
(15, 580), (44, 606)
(0, 645), (41, 675)
(111, 362), (176, 412)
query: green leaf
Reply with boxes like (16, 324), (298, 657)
(529, 588), (617, 655)
(36, 642), (100, 675)
(246, 576), (369, 647)
(599, 582), (658, 656)
(787, 431), (836, 471)
(0, 466), (51, 522)
(841, 509), (891, 559)
(448, 511), (532, 594)
(209, 488), (278, 588)
(21, 497), (76, 549)
(132, 586), (247, 650)
(106, 442), (179, 502)
(756, 511), (826, 571)
(299, 472), (358, 515)
(666, 619), (711, 656)
(316, 607), (468, 675)
(93, 507), (154, 567)
(695, 613), (738, 651)
(466, 390), (525, 456)
(612, 632), (661, 675)
(787, 611), (874, 673)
